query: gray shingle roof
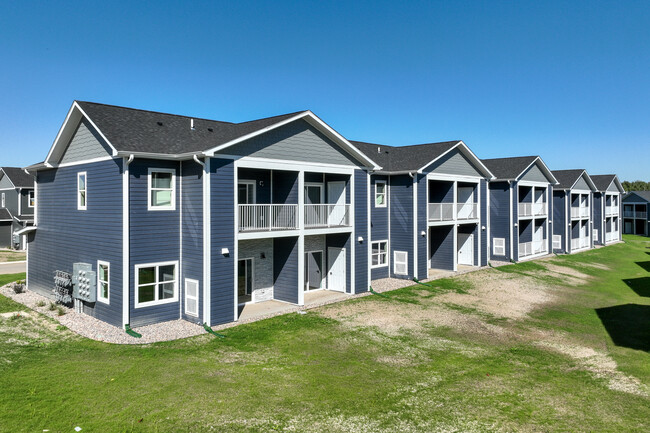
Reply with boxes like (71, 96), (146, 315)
(551, 169), (587, 190)
(481, 156), (539, 181)
(351, 140), (461, 172)
(0, 167), (34, 188)
(76, 101), (307, 155)
(589, 174), (617, 191)
(625, 191), (650, 202)
(0, 209), (12, 221)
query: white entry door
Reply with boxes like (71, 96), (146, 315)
(457, 233), (474, 266)
(327, 247), (346, 292)
(327, 181), (346, 226)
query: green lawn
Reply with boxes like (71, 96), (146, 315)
(0, 239), (648, 432)
(0, 273), (27, 313)
(0, 250), (26, 262)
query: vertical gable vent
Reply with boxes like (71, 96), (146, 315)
(394, 251), (408, 275)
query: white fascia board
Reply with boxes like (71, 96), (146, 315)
(416, 141), (495, 180)
(15, 226), (37, 235)
(45, 102), (119, 166)
(515, 157), (559, 185)
(203, 111), (382, 170)
(115, 150), (205, 161)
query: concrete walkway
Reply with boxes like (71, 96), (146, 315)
(0, 261), (26, 275)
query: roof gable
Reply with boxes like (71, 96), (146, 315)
(56, 118), (114, 165)
(482, 156), (556, 184)
(424, 146), (484, 177)
(0, 167), (34, 188)
(624, 191), (650, 203)
(552, 169), (596, 191)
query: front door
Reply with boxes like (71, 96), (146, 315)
(327, 181), (346, 226)
(327, 247), (346, 292)
(457, 233), (474, 266)
(305, 251), (323, 291)
(237, 259), (253, 304)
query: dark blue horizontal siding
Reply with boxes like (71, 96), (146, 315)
(417, 173), (427, 278)
(480, 179), (488, 266)
(430, 225), (454, 270)
(273, 236), (299, 303)
(354, 170), (369, 293)
(370, 174), (389, 280)
(488, 182), (510, 261)
(389, 174), (413, 279)
(181, 160), (203, 323)
(552, 191), (566, 253)
(129, 159), (181, 327)
(28, 159), (123, 327)
(210, 158), (235, 325)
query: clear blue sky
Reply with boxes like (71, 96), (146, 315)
(1, 0), (648, 180)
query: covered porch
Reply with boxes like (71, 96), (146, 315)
(427, 222), (479, 273)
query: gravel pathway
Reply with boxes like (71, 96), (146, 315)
(0, 263), (493, 345)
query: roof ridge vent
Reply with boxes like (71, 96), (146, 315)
(377, 146), (381, 153)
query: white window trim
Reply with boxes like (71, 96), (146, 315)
(394, 250), (408, 275)
(134, 260), (179, 308)
(237, 180), (257, 204)
(147, 168), (176, 211)
(371, 240), (389, 268)
(97, 260), (110, 304)
(28, 190), (35, 208)
(184, 278), (199, 317)
(375, 180), (387, 208)
(304, 182), (324, 204)
(77, 172), (87, 210)
(493, 238), (505, 256)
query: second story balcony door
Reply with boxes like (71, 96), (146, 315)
(328, 182), (347, 226)
(457, 186), (475, 220)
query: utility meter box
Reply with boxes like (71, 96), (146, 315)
(72, 262), (96, 303)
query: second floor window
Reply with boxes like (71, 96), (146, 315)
(77, 172), (87, 210)
(148, 169), (176, 210)
(28, 191), (35, 208)
(375, 181), (386, 207)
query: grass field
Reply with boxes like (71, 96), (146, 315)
(0, 237), (648, 432)
(0, 250), (26, 262)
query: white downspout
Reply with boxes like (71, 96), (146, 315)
(122, 154), (134, 329)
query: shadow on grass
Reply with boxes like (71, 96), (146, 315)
(635, 261), (650, 272)
(595, 304), (650, 352)
(623, 277), (650, 297)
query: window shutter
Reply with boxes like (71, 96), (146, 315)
(493, 238), (505, 256)
(394, 251), (408, 275)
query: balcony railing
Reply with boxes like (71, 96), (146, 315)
(304, 204), (350, 228)
(519, 240), (547, 258)
(428, 203), (455, 221)
(571, 237), (590, 250)
(239, 204), (298, 232)
(605, 231), (619, 242)
(571, 206), (590, 218)
(518, 202), (547, 217)
(605, 206), (618, 216)
(623, 210), (646, 218)
(428, 203), (478, 221)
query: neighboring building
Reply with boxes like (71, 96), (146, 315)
(551, 170), (597, 254)
(25, 101), (380, 328)
(481, 156), (558, 262)
(0, 167), (35, 249)
(354, 140), (494, 280)
(622, 191), (650, 236)
(590, 175), (624, 245)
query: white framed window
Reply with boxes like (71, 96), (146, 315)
(148, 168), (176, 210)
(135, 261), (178, 308)
(77, 172), (87, 210)
(394, 251), (408, 275)
(493, 238), (505, 256)
(237, 180), (256, 204)
(184, 278), (199, 317)
(28, 190), (35, 208)
(552, 235), (562, 250)
(1, 193), (4, 208)
(375, 180), (387, 207)
(97, 260), (110, 304)
(371, 240), (388, 268)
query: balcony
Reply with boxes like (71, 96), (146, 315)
(304, 204), (350, 228)
(428, 203), (478, 222)
(605, 206), (618, 217)
(571, 237), (590, 250)
(519, 240), (547, 258)
(570, 206), (590, 218)
(605, 231), (619, 242)
(239, 204), (298, 232)
(623, 210), (646, 218)
(518, 202), (547, 217)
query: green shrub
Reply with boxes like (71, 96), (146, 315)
(9, 282), (25, 294)
(48, 302), (57, 311)
(56, 306), (66, 316)
(35, 300), (45, 307)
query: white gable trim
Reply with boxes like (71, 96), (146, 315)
(45, 101), (119, 167)
(203, 111), (381, 170)
(569, 170), (597, 191)
(417, 141), (495, 180)
(515, 157), (559, 184)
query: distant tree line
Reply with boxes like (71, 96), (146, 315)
(622, 180), (650, 191)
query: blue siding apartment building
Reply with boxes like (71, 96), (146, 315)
(22, 101), (623, 329)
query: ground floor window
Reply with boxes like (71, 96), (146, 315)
(371, 240), (388, 267)
(97, 260), (110, 304)
(135, 261), (178, 308)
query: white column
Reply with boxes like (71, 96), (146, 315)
(297, 170), (305, 305)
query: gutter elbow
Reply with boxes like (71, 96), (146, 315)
(193, 154), (206, 168)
